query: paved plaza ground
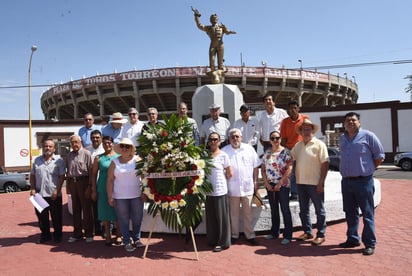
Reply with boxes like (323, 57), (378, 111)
(0, 178), (411, 275)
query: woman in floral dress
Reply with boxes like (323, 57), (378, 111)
(261, 130), (294, 245)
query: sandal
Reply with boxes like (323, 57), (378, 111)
(115, 236), (122, 245)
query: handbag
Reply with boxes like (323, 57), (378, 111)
(252, 191), (266, 208)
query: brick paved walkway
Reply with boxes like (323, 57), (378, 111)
(1, 179), (411, 275)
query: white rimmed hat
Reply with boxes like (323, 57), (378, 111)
(109, 112), (128, 124)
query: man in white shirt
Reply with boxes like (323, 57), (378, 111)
(86, 130), (104, 159)
(258, 94), (288, 152)
(222, 128), (261, 245)
(121, 107), (144, 148)
(233, 104), (259, 151)
(200, 103), (231, 147)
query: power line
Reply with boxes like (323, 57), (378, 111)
(298, 59), (412, 71)
(0, 84), (53, 89)
(1, 58), (411, 89)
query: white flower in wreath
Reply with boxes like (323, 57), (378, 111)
(178, 199), (186, 207)
(143, 187), (151, 196)
(195, 172), (204, 186)
(145, 133), (154, 140)
(192, 186), (199, 194)
(141, 177), (148, 185)
(194, 159), (206, 169)
(167, 142), (173, 150)
(161, 201), (169, 209)
(169, 200), (179, 209)
(181, 188), (187, 195)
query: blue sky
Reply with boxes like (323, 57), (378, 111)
(1, 0), (411, 120)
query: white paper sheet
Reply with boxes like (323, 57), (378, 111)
(29, 194), (49, 213)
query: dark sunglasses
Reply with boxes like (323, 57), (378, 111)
(84, 118), (92, 121)
(270, 136), (281, 141)
(208, 138), (219, 142)
(119, 144), (132, 149)
(128, 113), (138, 116)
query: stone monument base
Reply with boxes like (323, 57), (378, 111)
(140, 171), (382, 234)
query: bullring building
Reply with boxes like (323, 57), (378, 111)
(40, 65), (357, 120)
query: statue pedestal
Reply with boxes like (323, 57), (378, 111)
(138, 172), (382, 234)
(192, 84), (244, 127)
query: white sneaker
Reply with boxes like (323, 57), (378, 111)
(68, 237), (78, 243)
(125, 243), (136, 252)
(134, 240), (145, 248)
(85, 237), (93, 243)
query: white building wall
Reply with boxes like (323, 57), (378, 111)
(306, 108), (393, 152)
(398, 109), (412, 151)
(4, 125), (79, 168)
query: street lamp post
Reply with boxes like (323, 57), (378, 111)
(28, 45), (37, 169)
(298, 59), (303, 70)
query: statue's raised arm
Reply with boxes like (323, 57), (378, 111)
(191, 6), (201, 17)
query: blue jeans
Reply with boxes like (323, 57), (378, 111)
(114, 197), (143, 244)
(341, 175), (376, 247)
(297, 184), (326, 238)
(271, 186), (293, 240)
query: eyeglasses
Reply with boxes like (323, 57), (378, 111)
(128, 113), (138, 116)
(119, 144), (132, 149)
(208, 138), (219, 142)
(270, 136), (281, 141)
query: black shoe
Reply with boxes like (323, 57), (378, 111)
(36, 236), (51, 244)
(247, 238), (259, 246)
(339, 240), (361, 248)
(231, 238), (239, 244)
(53, 236), (62, 243)
(289, 195), (298, 201)
(363, 246), (375, 256)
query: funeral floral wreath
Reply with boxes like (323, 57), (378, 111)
(136, 114), (213, 232)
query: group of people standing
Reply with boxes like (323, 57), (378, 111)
(200, 94), (384, 256)
(30, 108), (150, 252)
(30, 95), (384, 257)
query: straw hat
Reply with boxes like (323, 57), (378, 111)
(114, 137), (135, 153)
(208, 103), (221, 109)
(296, 118), (319, 134)
(108, 112), (128, 124)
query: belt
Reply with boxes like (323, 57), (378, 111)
(344, 175), (372, 180)
(67, 175), (89, 183)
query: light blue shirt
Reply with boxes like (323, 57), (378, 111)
(339, 128), (385, 177)
(31, 155), (66, 197)
(78, 124), (101, 148)
(102, 124), (123, 144)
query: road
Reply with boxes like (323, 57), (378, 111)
(374, 164), (412, 180)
